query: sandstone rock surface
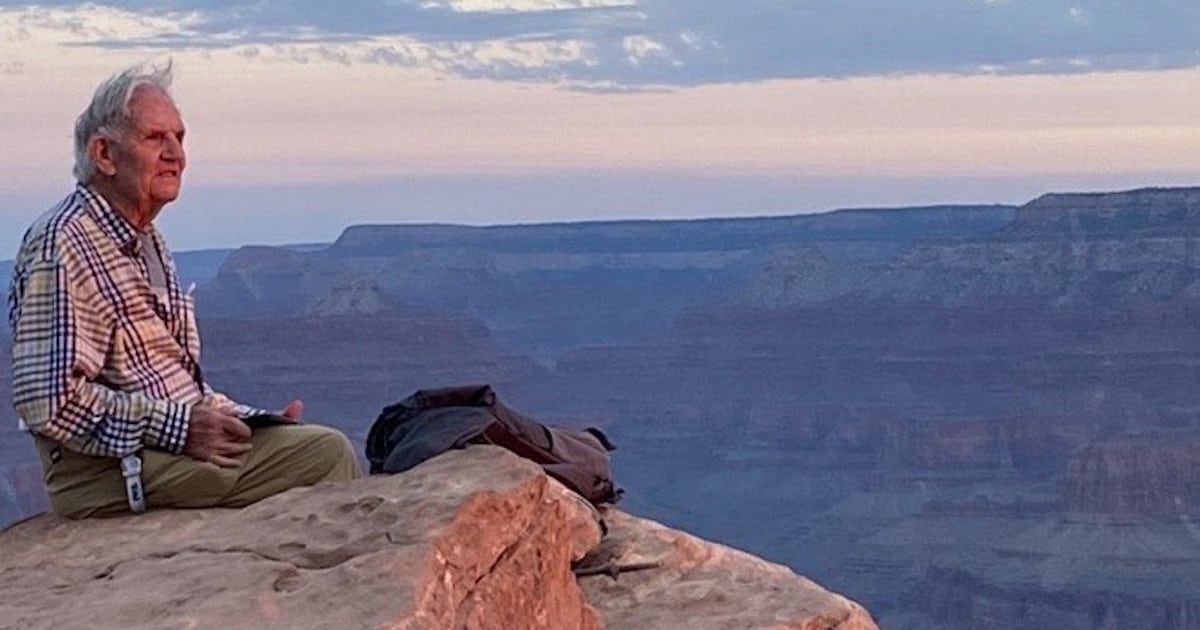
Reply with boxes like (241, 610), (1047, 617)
(580, 510), (878, 630)
(0, 446), (876, 630)
(0, 447), (600, 630)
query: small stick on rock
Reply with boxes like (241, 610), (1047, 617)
(573, 561), (663, 580)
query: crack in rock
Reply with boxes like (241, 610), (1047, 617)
(93, 547), (290, 581)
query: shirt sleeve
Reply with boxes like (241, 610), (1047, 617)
(10, 260), (192, 457)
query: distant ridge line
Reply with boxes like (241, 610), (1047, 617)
(339, 204), (1016, 233)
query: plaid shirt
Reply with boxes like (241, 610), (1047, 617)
(7, 185), (263, 458)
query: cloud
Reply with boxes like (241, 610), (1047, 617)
(432, 0), (637, 12)
(2, 1), (1199, 86)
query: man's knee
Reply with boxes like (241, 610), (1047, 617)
(295, 425), (361, 483)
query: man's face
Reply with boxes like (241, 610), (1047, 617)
(109, 85), (187, 212)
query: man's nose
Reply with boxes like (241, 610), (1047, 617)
(163, 135), (185, 162)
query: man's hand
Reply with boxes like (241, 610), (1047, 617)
(281, 399), (304, 422)
(183, 403), (253, 467)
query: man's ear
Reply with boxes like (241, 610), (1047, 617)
(87, 134), (118, 177)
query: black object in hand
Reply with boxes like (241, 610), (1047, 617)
(241, 413), (292, 429)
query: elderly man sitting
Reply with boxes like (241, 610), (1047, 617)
(6, 63), (361, 518)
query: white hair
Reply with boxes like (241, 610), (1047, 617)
(73, 61), (175, 183)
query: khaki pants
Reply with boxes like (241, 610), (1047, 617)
(35, 424), (362, 519)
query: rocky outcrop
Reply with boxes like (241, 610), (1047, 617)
(1008, 188), (1200, 238)
(917, 564), (1200, 630)
(1068, 433), (1200, 515)
(197, 245), (315, 317)
(901, 509), (1200, 629)
(744, 248), (876, 308)
(582, 510), (877, 630)
(0, 446), (876, 630)
(872, 188), (1200, 308)
(729, 187), (1200, 310)
(305, 277), (402, 317)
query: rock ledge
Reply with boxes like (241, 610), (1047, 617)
(0, 447), (876, 630)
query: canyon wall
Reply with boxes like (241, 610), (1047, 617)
(6, 189), (1200, 628)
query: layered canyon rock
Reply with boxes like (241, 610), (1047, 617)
(878, 188), (1200, 309)
(196, 204), (1014, 357)
(0, 446), (876, 630)
(1068, 432), (1200, 515)
(0, 342), (42, 526)
(196, 314), (546, 429)
(740, 187), (1200, 311)
(1010, 188), (1200, 237)
(513, 188), (1200, 628)
(894, 509), (1200, 629)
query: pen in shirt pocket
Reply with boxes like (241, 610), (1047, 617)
(186, 282), (196, 296)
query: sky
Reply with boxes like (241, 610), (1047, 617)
(1, 1), (1199, 251)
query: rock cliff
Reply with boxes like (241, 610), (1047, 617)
(6, 185), (1200, 628)
(0, 446), (876, 630)
(197, 314), (546, 426)
(196, 205), (1014, 357)
(1068, 432), (1200, 515)
(514, 187), (1200, 628)
(1008, 188), (1200, 238)
(735, 187), (1200, 310)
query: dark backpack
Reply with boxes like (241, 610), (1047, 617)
(365, 384), (622, 506)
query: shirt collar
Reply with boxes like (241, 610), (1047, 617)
(77, 183), (147, 257)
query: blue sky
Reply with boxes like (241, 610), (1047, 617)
(2, 1), (1199, 250)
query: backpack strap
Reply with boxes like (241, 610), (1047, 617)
(120, 453), (146, 514)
